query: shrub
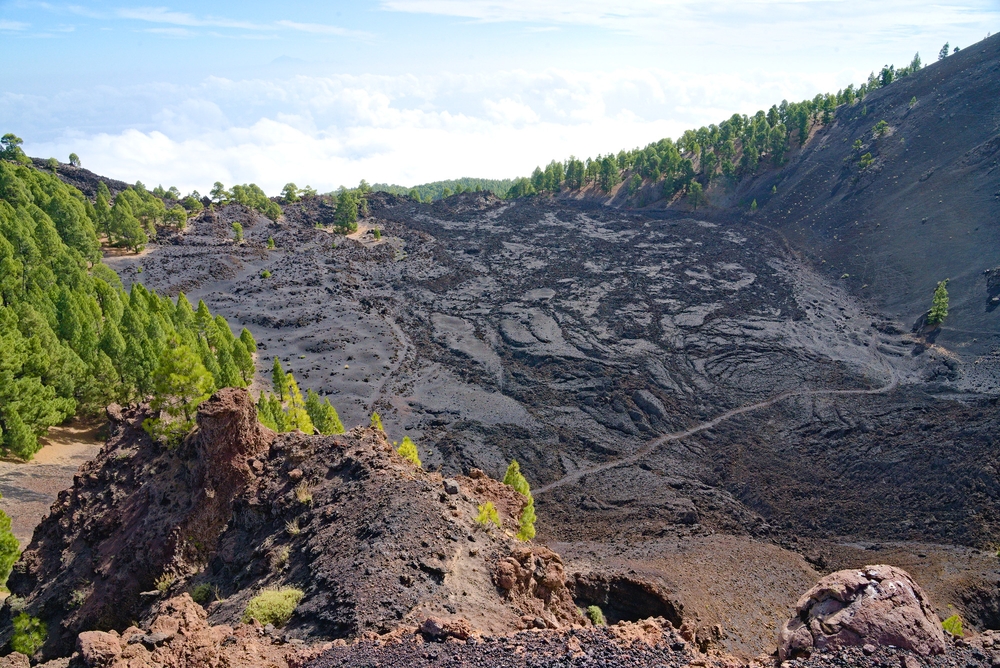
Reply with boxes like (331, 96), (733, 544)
(294, 482), (312, 504)
(285, 518), (301, 536)
(11, 613), (47, 655)
(942, 614), (963, 637)
(191, 583), (214, 604)
(475, 502), (500, 528)
(242, 588), (303, 626)
(873, 120), (889, 137)
(232, 222), (243, 243)
(260, 270), (271, 279)
(267, 237), (275, 249)
(397, 436), (421, 467)
(370, 411), (384, 432)
(155, 573), (175, 592)
(67, 588), (87, 609)
(372, 229), (382, 240)
(586, 605), (606, 626)
(858, 152), (874, 169)
(270, 545), (290, 571)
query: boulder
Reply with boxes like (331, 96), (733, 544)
(77, 631), (122, 667)
(778, 565), (946, 660)
(0, 653), (30, 668)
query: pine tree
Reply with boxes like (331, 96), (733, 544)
(320, 398), (344, 434)
(516, 497), (536, 541)
(0, 503), (20, 587)
(3, 408), (37, 460)
(271, 357), (285, 400)
(214, 315), (235, 348)
(283, 374), (314, 433)
(503, 460), (536, 540)
(217, 344), (243, 388)
(197, 337), (222, 386)
(256, 392), (279, 431)
(370, 411), (384, 432)
(927, 279), (949, 326)
(397, 436), (421, 467)
(232, 339), (254, 384)
(239, 328), (257, 354)
(503, 460), (531, 498)
(305, 390), (344, 435)
(110, 197), (147, 253)
(173, 292), (195, 330)
(143, 341), (215, 444)
(268, 394), (287, 432)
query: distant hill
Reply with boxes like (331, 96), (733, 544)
(372, 177), (515, 202)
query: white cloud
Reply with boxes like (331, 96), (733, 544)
(24, 67), (849, 195)
(0, 19), (30, 30)
(276, 20), (370, 39)
(117, 6), (268, 30)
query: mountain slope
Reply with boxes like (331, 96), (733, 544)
(741, 34), (1000, 380)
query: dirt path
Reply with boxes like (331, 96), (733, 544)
(535, 369), (900, 495)
(0, 423), (103, 547)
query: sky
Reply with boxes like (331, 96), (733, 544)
(1, 0), (996, 194)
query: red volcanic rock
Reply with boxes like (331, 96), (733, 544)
(779, 565), (947, 660)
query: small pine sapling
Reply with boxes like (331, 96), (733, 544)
(475, 502), (500, 527)
(942, 614), (963, 637)
(927, 279), (949, 326)
(370, 411), (384, 432)
(397, 436), (421, 467)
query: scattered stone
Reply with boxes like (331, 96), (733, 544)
(443, 479), (460, 495)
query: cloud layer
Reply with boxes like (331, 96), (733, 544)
(19, 67), (853, 194)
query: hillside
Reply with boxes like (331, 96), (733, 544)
(740, 33), (1000, 382)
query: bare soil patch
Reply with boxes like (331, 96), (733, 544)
(0, 422), (102, 547)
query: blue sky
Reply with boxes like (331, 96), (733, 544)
(1, 1), (996, 193)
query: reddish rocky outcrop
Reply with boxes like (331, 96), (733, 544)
(1, 388), (588, 660)
(4, 389), (273, 657)
(75, 595), (309, 668)
(493, 546), (586, 628)
(778, 564), (947, 660)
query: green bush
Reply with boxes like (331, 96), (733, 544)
(242, 588), (303, 626)
(260, 270), (271, 279)
(397, 436), (421, 467)
(586, 605), (606, 626)
(942, 614), (963, 637)
(11, 613), (47, 655)
(0, 505), (21, 588)
(475, 502), (500, 527)
(191, 583), (214, 604)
